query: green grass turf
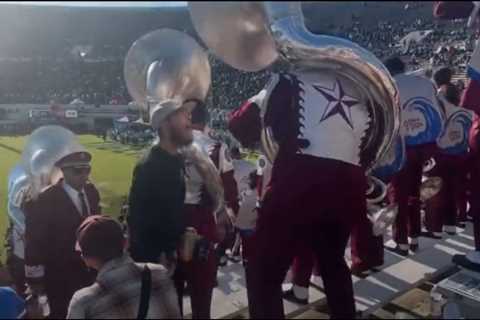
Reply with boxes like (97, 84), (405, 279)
(0, 135), (144, 262)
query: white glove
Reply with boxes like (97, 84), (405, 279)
(371, 205), (398, 237)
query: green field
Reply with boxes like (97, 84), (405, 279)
(0, 135), (144, 261)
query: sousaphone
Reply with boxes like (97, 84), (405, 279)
(189, 1), (400, 173)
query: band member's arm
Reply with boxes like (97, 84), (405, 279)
(221, 170), (240, 215)
(461, 79), (480, 114)
(433, 1), (474, 19)
(461, 36), (480, 114)
(228, 100), (263, 148)
(24, 198), (49, 293)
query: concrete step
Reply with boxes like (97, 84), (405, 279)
(182, 222), (474, 319)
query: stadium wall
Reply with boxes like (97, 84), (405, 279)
(0, 104), (138, 135)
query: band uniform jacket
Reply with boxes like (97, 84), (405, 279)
(24, 179), (101, 316)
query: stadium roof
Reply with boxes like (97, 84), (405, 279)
(0, 2), (187, 7)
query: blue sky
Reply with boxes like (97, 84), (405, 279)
(0, 2), (187, 7)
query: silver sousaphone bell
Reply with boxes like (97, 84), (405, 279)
(21, 125), (84, 199)
(124, 28), (211, 128)
(420, 176), (443, 202)
(367, 170), (443, 237)
(189, 1), (400, 172)
(366, 176), (398, 237)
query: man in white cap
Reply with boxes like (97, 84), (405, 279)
(24, 149), (101, 319)
(128, 99), (197, 272)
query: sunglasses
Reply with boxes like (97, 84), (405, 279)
(65, 166), (91, 175)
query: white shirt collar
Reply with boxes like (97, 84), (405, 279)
(62, 181), (90, 216)
(63, 181), (85, 196)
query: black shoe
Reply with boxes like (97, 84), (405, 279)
(420, 231), (442, 239)
(370, 267), (382, 273)
(457, 222), (466, 229)
(385, 245), (409, 257)
(350, 267), (369, 279)
(452, 254), (480, 272)
(410, 243), (419, 252)
(282, 289), (308, 305)
(446, 232), (457, 236)
(218, 255), (228, 267)
(228, 254), (242, 263)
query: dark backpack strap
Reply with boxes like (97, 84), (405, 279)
(137, 265), (151, 319)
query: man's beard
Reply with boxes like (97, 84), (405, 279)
(171, 127), (193, 147)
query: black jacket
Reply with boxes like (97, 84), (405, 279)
(127, 145), (186, 262)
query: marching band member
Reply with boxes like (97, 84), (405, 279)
(424, 68), (473, 237)
(174, 103), (239, 319)
(6, 164), (29, 296)
(384, 56), (444, 255)
(229, 69), (371, 319)
(195, 2), (400, 316)
(231, 95), (318, 305)
(229, 92), (273, 268)
(433, 0), (480, 270)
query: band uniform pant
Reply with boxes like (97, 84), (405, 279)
(424, 153), (469, 233)
(389, 143), (438, 246)
(468, 150), (480, 250)
(246, 155), (367, 319)
(350, 215), (384, 271)
(174, 204), (218, 319)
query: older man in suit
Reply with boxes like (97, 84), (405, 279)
(25, 150), (101, 319)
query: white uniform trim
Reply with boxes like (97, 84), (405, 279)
(256, 73), (279, 118)
(218, 143), (234, 174)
